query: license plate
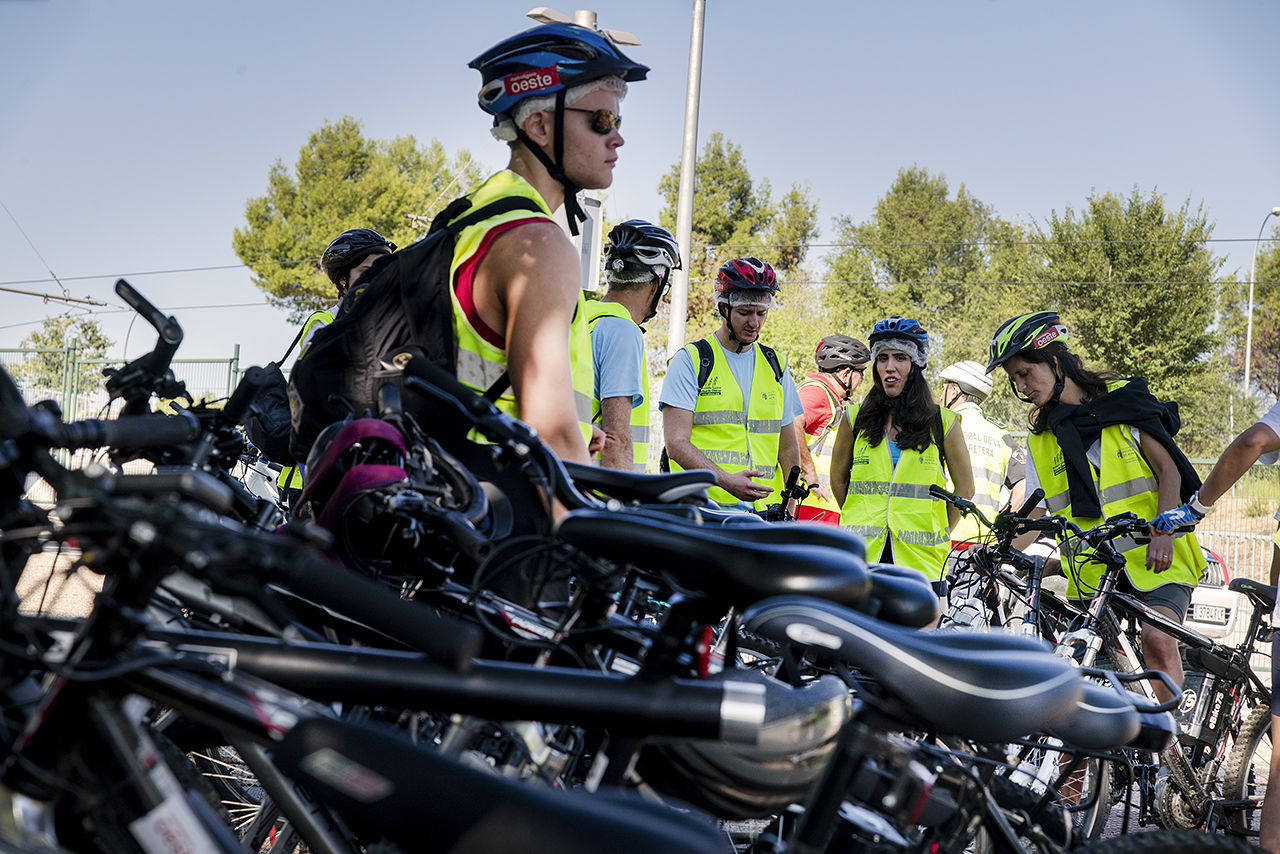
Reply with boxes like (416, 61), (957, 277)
(1193, 604), (1227, 624)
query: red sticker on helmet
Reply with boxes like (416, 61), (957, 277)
(503, 65), (561, 97)
(1032, 327), (1063, 349)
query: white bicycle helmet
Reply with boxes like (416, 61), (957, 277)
(939, 360), (994, 402)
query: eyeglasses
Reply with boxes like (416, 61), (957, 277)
(851, 366), (866, 375)
(564, 107), (622, 134)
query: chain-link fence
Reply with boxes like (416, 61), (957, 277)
(0, 346), (243, 417)
(1, 346), (245, 505)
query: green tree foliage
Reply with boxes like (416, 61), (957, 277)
(15, 315), (113, 393)
(823, 166), (1041, 423)
(1034, 188), (1236, 455)
(657, 131), (821, 364)
(1220, 223), (1280, 401)
(233, 117), (484, 322)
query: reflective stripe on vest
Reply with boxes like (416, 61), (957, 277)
(585, 300), (649, 472)
(838, 404), (958, 581)
(669, 338), (787, 510)
(1027, 384), (1203, 597)
(449, 170), (595, 446)
(948, 401), (1013, 543)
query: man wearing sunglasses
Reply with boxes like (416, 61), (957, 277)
(453, 23), (646, 485)
(793, 335), (870, 524)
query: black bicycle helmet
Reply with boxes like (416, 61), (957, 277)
(321, 229), (396, 292)
(986, 311), (1069, 373)
(469, 23), (648, 236)
(814, 335), (870, 372)
(605, 220), (681, 323)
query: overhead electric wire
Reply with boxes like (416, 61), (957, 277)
(0, 196), (68, 296)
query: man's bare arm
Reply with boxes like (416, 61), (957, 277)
(598, 396), (635, 471)
(475, 221), (589, 463)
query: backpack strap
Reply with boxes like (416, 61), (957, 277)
(442, 196), (545, 237)
(758, 344), (785, 383)
(278, 324), (306, 364)
(693, 338), (715, 391)
(428, 195), (546, 401)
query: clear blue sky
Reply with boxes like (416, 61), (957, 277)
(2, 0), (1277, 371)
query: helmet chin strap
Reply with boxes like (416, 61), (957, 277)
(719, 303), (748, 353)
(513, 90), (586, 236)
(1048, 355), (1066, 406)
(640, 275), (668, 327)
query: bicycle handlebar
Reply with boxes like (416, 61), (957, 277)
(60, 411), (203, 450)
(280, 551), (483, 672)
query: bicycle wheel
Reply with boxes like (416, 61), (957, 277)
(1003, 738), (1111, 842)
(1220, 703), (1272, 836)
(1074, 828), (1255, 854)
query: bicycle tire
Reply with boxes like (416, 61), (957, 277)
(1073, 828), (1256, 854)
(1220, 703), (1272, 836)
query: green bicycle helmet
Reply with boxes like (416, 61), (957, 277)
(986, 311), (1069, 373)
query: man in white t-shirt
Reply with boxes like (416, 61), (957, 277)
(1152, 400), (1280, 851)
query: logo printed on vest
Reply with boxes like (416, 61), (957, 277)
(504, 65), (561, 97)
(698, 377), (722, 397)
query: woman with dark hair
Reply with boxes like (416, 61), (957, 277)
(987, 311), (1204, 704)
(830, 317), (974, 593)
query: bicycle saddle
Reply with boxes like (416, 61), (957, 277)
(1229, 577), (1276, 616)
(861, 564), (940, 628)
(740, 596), (1083, 742)
(556, 508), (869, 607)
(563, 462), (715, 504)
(274, 716), (732, 854)
(1046, 679), (1140, 750)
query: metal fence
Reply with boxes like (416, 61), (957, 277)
(0, 345), (243, 418)
(2, 346), (245, 505)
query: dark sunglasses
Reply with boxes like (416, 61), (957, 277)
(564, 107), (622, 135)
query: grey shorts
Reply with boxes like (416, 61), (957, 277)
(1071, 573), (1193, 622)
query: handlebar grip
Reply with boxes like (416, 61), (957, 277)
(116, 279), (182, 346)
(1015, 488), (1045, 518)
(281, 554), (482, 671)
(61, 411), (202, 450)
(222, 366), (267, 426)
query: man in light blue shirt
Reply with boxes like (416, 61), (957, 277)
(587, 221), (681, 471)
(659, 258), (803, 512)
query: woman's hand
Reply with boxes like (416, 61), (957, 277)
(1146, 529), (1175, 572)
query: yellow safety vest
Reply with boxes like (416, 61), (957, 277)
(670, 339), (787, 510)
(839, 405), (959, 581)
(947, 401), (1013, 543)
(585, 300), (649, 472)
(448, 170), (594, 445)
(279, 308), (335, 491)
(1027, 384), (1203, 597)
(795, 376), (846, 516)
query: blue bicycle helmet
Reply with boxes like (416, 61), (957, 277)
(470, 24), (647, 237)
(868, 317), (928, 347)
(470, 23), (649, 118)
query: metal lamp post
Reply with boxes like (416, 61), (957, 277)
(1243, 206), (1280, 397)
(666, 0), (707, 359)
